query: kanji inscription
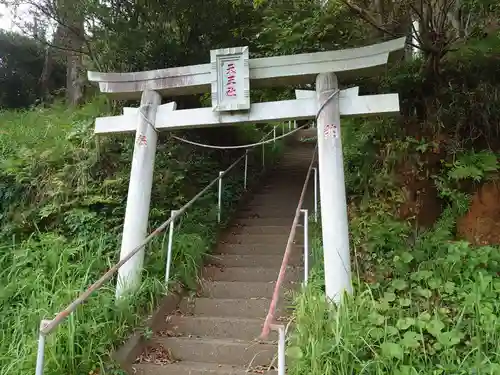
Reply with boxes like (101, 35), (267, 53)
(210, 46), (250, 112)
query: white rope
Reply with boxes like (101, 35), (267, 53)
(138, 89), (340, 150)
(317, 89), (340, 121)
(138, 104), (159, 133)
(172, 124), (308, 150)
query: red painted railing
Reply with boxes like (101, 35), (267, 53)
(261, 145), (317, 339)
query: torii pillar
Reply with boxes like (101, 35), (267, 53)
(316, 73), (351, 302)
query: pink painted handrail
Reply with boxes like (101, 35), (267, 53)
(260, 145), (317, 339)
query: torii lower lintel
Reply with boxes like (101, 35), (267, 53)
(95, 89), (399, 134)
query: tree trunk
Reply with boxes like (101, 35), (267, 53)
(66, 52), (84, 106)
(58, 0), (86, 106)
(40, 46), (53, 101)
(40, 23), (65, 102)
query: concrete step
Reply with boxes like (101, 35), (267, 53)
(161, 315), (277, 341)
(221, 233), (303, 245)
(206, 254), (303, 268)
(214, 243), (303, 255)
(245, 192), (313, 200)
(149, 337), (276, 366)
(256, 185), (307, 192)
(132, 362), (277, 375)
(261, 170), (309, 175)
(245, 194), (300, 202)
(246, 192), (306, 200)
(199, 281), (295, 299)
(203, 266), (303, 283)
(242, 203), (314, 212)
(233, 218), (296, 227)
(239, 207), (298, 216)
(179, 298), (287, 318)
(228, 225), (299, 235)
(235, 212), (296, 220)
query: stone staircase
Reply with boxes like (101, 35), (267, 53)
(130, 140), (315, 375)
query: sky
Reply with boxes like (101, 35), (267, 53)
(0, 3), (32, 32)
(0, 4), (16, 30)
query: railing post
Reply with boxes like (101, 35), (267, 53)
(301, 209), (309, 286)
(313, 167), (318, 223)
(35, 320), (51, 375)
(294, 120), (297, 129)
(244, 150), (248, 190)
(218, 171), (223, 223)
(277, 325), (286, 375)
(288, 120), (291, 131)
(262, 143), (265, 169)
(273, 126), (276, 143)
(165, 210), (178, 285)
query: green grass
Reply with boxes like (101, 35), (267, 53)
(0, 98), (285, 375)
(289, 200), (500, 374)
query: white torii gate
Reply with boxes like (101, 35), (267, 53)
(88, 39), (406, 301)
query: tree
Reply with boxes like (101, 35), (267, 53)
(0, 30), (64, 108)
(341, 0), (500, 76)
(2, 0), (92, 105)
(252, 0), (366, 57)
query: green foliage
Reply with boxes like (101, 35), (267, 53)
(446, 151), (499, 182)
(289, 198), (500, 374)
(432, 150), (498, 211)
(0, 98), (280, 375)
(342, 117), (404, 198)
(378, 35), (500, 148)
(289, 33), (500, 375)
(87, 0), (260, 72)
(252, 0), (364, 57)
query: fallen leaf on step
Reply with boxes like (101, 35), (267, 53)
(248, 365), (273, 374)
(135, 344), (175, 365)
(158, 329), (180, 337)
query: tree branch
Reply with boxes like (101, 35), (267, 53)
(10, 16), (90, 56)
(8, 0), (101, 68)
(342, 0), (425, 52)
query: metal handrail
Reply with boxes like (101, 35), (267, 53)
(35, 126), (281, 375)
(261, 144), (318, 339)
(41, 154), (245, 335)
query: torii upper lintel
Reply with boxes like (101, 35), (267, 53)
(87, 37), (406, 100)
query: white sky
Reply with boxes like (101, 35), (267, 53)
(0, 4), (16, 30)
(0, 3), (33, 32)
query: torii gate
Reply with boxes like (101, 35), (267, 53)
(88, 38), (406, 301)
